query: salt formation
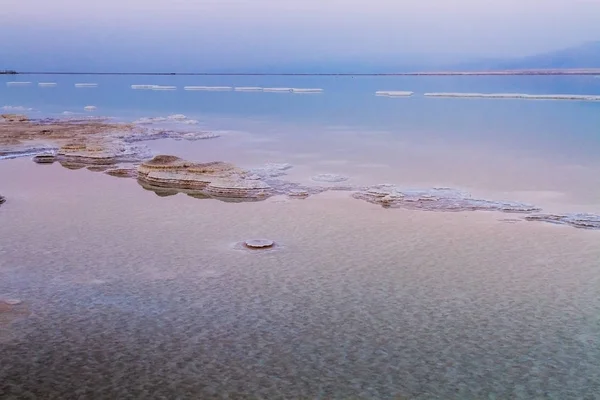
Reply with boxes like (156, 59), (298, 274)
(6, 82), (31, 86)
(244, 239), (275, 249)
(311, 173), (349, 183)
(131, 85), (158, 90)
(74, 83), (98, 88)
(57, 140), (151, 168)
(234, 87), (263, 92)
(137, 155), (272, 200)
(2, 106), (32, 111)
(2, 299), (22, 305)
(424, 92), (600, 101)
(375, 91), (414, 97)
(353, 185), (541, 213)
(38, 82), (57, 87)
(291, 88), (323, 93)
(84, 106), (97, 111)
(525, 213), (600, 229)
(183, 86), (232, 91)
(168, 114), (187, 120)
(263, 87), (293, 92)
(133, 117), (168, 124)
(249, 163), (293, 178)
(151, 85), (177, 91)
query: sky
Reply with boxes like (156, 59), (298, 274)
(2, 0), (600, 71)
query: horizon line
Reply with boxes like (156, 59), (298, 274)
(3, 69), (600, 76)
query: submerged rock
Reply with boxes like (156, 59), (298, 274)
(0, 195), (5, 205)
(525, 213), (600, 229)
(249, 163), (293, 178)
(353, 185), (541, 213)
(287, 189), (310, 198)
(32, 153), (57, 164)
(104, 167), (138, 178)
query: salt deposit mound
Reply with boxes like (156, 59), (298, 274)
(84, 106), (97, 111)
(38, 82), (57, 87)
(75, 83), (98, 88)
(137, 155), (272, 200)
(151, 86), (177, 91)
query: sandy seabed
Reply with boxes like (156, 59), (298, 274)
(1, 157), (600, 399)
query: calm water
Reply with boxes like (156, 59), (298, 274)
(1, 75), (600, 399)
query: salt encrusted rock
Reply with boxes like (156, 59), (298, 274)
(353, 185), (541, 213)
(137, 155), (273, 200)
(525, 213), (600, 229)
(311, 173), (349, 183)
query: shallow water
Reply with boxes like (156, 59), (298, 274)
(2, 76), (600, 398)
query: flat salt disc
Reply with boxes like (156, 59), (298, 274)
(3, 299), (22, 305)
(244, 239), (275, 249)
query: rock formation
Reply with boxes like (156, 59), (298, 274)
(1, 114), (28, 122)
(0, 195), (5, 205)
(137, 155), (273, 200)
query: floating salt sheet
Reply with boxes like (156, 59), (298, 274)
(151, 85), (177, 91)
(234, 87), (263, 92)
(375, 91), (414, 97)
(6, 82), (31, 86)
(424, 92), (600, 101)
(263, 87), (293, 92)
(75, 83), (98, 88)
(291, 88), (323, 93)
(38, 82), (57, 87)
(131, 85), (158, 90)
(84, 106), (97, 111)
(183, 86), (232, 91)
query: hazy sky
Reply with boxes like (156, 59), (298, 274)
(2, 0), (600, 71)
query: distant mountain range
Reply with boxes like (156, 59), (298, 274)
(451, 41), (600, 71)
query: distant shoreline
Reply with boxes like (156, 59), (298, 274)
(3, 69), (600, 76)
